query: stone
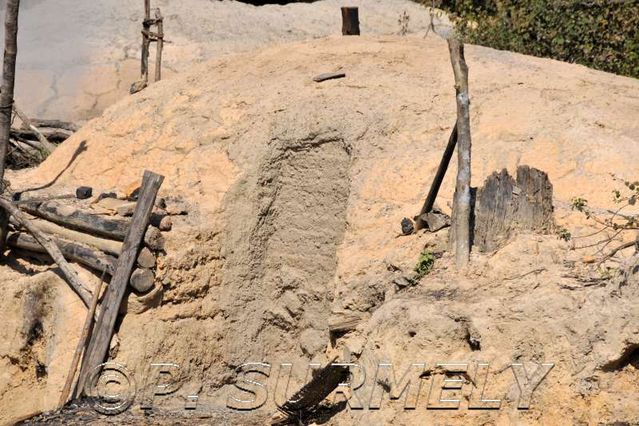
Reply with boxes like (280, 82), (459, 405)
(75, 186), (93, 199)
(298, 328), (326, 357)
(401, 217), (414, 235)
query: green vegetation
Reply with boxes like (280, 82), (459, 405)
(414, 249), (436, 278)
(431, 0), (639, 78)
(557, 227), (572, 241)
(570, 178), (639, 261)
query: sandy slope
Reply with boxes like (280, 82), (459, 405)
(1, 0), (449, 121)
(1, 35), (638, 424)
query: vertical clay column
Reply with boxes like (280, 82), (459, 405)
(341, 7), (360, 35)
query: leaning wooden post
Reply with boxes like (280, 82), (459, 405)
(341, 7), (360, 35)
(0, 0), (20, 184)
(58, 273), (105, 408)
(76, 170), (164, 397)
(415, 122), (458, 230)
(448, 39), (472, 269)
(154, 8), (164, 82)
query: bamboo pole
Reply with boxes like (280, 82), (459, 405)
(447, 39), (472, 269)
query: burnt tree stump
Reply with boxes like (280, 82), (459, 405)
(472, 165), (555, 252)
(341, 7), (360, 35)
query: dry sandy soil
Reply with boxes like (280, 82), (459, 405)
(0, 31), (638, 425)
(2, 0), (449, 122)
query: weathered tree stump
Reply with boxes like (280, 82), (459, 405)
(471, 165), (555, 252)
(341, 7), (360, 35)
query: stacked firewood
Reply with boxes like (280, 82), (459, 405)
(6, 190), (178, 295)
(8, 106), (77, 168)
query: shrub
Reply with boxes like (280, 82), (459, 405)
(430, 0), (639, 78)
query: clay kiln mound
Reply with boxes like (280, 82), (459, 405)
(2, 35), (639, 424)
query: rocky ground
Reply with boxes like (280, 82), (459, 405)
(0, 25), (638, 426)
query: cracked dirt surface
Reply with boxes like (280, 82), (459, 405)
(1, 35), (638, 424)
(1, 0), (450, 122)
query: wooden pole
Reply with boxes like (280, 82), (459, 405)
(20, 200), (130, 241)
(415, 123), (458, 230)
(7, 231), (117, 275)
(76, 170), (163, 396)
(341, 7), (360, 36)
(154, 8), (163, 82)
(58, 272), (105, 408)
(0, 197), (92, 306)
(141, 0), (151, 83)
(0, 0), (20, 185)
(447, 39), (472, 269)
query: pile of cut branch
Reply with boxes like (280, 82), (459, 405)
(7, 107), (77, 169)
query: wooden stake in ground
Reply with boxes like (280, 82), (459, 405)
(154, 8), (164, 82)
(76, 170), (163, 396)
(0, 0), (20, 185)
(58, 273), (105, 409)
(341, 7), (360, 35)
(447, 39), (472, 269)
(141, 0), (151, 83)
(0, 197), (93, 306)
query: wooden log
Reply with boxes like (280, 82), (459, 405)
(28, 118), (78, 132)
(77, 170), (163, 395)
(278, 356), (349, 419)
(15, 217), (123, 255)
(154, 8), (163, 82)
(0, 197), (92, 306)
(328, 312), (364, 334)
(12, 105), (56, 153)
(447, 39), (472, 269)
(58, 272), (104, 409)
(129, 268), (154, 293)
(11, 126), (73, 142)
(0, 0), (20, 183)
(415, 123), (457, 230)
(20, 202), (163, 251)
(7, 231), (117, 275)
(115, 201), (137, 217)
(20, 200), (130, 240)
(473, 166), (554, 252)
(341, 7), (360, 35)
(313, 72), (346, 83)
(13, 217), (156, 266)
